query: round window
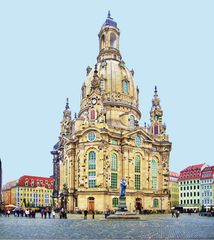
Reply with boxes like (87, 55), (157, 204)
(88, 132), (96, 142)
(135, 135), (142, 147)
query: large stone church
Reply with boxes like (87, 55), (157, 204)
(51, 13), (172, 212)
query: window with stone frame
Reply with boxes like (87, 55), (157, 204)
(123, 80), (129, 94)
(88, 151), (96, 188)
(112, 197), (119, 207)
(135, 155), (141, 190)
(100, 79), (105, 93)
(151, 159), (158, 190)
(111, 153), (118, 188)
(153, 199), (159, 208)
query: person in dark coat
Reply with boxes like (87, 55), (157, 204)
(84, 209), (88, 220)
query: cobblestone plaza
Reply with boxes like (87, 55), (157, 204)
(0, 214), (213, 239)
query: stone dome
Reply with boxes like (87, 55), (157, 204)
(81, 60), (139, 109)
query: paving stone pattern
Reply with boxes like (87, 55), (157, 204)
(0, 214), (213, 239)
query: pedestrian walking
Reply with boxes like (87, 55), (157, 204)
(84, 209), (88, 220)
(48, 209), (51, 219)
(171, 209), (175, 217)
(52, 210), (56, 219)
(92, 210), (95, 219)
(41, 209), (44, 218)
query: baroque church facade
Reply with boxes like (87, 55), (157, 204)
(51, 13), (172, 212)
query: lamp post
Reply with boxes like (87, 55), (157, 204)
(62, 184), (69, 216)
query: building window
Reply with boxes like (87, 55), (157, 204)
(154, 125), (159, 135)
(135, 155), (141, 173)
(88, 151), (96, 188)
(112, 197), (119, 207)
(129, 115), (135, 128)
(88, 151), (96, 170)
(88, 173), (96, 188)
(135, 175), (141, 190)
(135, 135), (142, 147)
(111, 140), (118, 145)
(111, 153), (118, 189)
(88, 132), (96, 142)
(100, 79), (105, 92)
(123, 80), (129, 94)
(151, 160), (157, 190)
(153, 199), (159, 208)
(111, 153), (118, 171)
(135, 155), (141, 190)
(111, 173), (117, 189)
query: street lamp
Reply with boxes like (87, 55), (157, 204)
(62, 184), (69, 213)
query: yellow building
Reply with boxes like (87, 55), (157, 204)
(3, 176), (53, 208)
(169, 172), (179, 208)
(52, 12), (172, 213)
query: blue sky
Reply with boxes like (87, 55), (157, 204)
(0, 0), (213, 184)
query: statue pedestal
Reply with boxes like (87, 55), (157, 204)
(117, 196), (128, 212)
(107, 196), (140, 220)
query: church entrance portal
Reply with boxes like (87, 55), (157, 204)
(88, 197), (95, 212)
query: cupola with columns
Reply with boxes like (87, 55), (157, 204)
(80, 12), (140, 129)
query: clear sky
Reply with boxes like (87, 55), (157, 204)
(0, 0), (213, 184)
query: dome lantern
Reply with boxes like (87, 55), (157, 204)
(97, 11), (121, 62)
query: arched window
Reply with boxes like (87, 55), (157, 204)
(90, 109), (95, 120)
(151, 160), (157, 190)
(88, 151), (96, 188)
(110, 33), (117, 48)
(154, 125), (159, 135)
(153, 199), (159, 208)
(130, 115), (135, 128)
(111, 153), (118, 171)
(135, 155), (141, 190)
(123, 80), (129, 94)
(111, 153), (118, 188)
(112, 197), (119, 207)
(101, 35), (106, 49)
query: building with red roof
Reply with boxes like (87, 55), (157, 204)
(178, 163), (207, 211)
(2, 175), (53, 208)
(201, 166), (214, 209)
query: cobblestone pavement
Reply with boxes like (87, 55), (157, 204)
(0, 213), (213, 239)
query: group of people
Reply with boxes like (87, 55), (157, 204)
(171, 209), (180, 218)
(40, 208), (56, 219)
(83, 209), (95, 220)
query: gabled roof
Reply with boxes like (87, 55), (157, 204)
(123, 128), (153, 142)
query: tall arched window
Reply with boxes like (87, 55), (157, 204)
(151, 160), (157, 190)
(123, 80), (129, 94)
(111, 153), (118, 188)
(101, 35), (106, 49)
(110, 33), (117, 48)
(88, 151), (96, 188)
(130, 115), (135, 128)
(135, 155), (141, 190)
